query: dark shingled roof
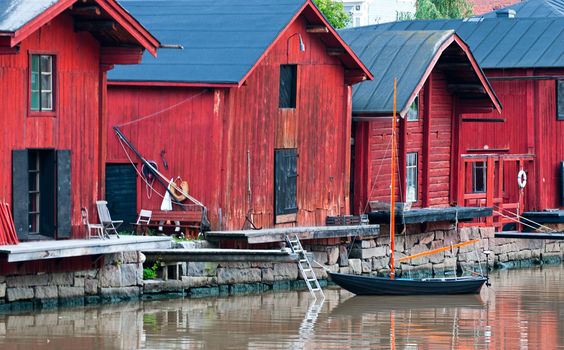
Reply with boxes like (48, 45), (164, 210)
(340, 30), (454, 115)
(350, 17), (564, 69)
(480, 0), (564, 18)
(0, 0), (58, 32)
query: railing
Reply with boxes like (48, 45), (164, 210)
(458, 154), (535, 231)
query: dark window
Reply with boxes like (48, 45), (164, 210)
(12, 149), (70, 240)
(407, 95), (419, 121)
(406, 152), (418, 202)
(279, 65), (297, 108)
(472, 161), (487, 193)
(274, 149), (298, 216)
(558, 80), (564, 121)
(30, 54), (54, 112)
(106, 164), (138, 231)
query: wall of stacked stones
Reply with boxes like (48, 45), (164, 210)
(1, 223), (563, 309)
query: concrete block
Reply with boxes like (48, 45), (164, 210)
(349, 259), (362, 275)
(58, 286), (84, 299)
(34, 286), (58, 299)
(7, 274), (48, 288)
(6, 288), (34, 302)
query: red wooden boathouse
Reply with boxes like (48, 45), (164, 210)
(0, 0), (159, 241)
(106, 0), (372, 231)
(338, 29), (501, 214)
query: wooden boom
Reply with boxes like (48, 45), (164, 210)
(399, 239), (480, 262)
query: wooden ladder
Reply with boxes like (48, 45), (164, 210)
(286, 234), (325, 300)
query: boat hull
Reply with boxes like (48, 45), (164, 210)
(328, 272), (487, 296)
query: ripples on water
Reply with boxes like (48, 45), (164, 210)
(0, 266), (563, 349)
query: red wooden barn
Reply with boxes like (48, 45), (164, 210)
(351, 6), (564, 229)
(106, 0), (372, 231)
(0, 0), (159, 241)
(338, 29), (501, 214)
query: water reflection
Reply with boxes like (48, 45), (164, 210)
(0, 266), (562, 349)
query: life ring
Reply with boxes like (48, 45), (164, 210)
(169, 179), (189, 202)
(517, 170), (527, 189)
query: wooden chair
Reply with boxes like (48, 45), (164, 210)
(135, 209), (152, 235)
(81, 207), (104, 239)
(96, 200), (123, 238)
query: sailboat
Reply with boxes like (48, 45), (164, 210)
(328, 79), (488, 296)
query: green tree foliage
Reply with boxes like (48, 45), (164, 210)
(415, 0), (473, 19)
(313, 0), (351, 29)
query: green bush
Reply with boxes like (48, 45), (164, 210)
(143, 261), (159, 280)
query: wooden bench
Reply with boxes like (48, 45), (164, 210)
(136, 209), (202, 237)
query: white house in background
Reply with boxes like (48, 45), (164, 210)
(342, 0), (416, 27)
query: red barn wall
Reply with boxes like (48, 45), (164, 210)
(353, 69), (456, 213)
(0, 14), (102, 238)
(107, 16), (352, 230)
(459, 69), (564, 211)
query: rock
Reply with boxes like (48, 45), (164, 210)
(122, 251), (139, 264)
(58, 286), (84, 299)
(100, 287), (140, 299)
(34, 286), (58, 299)
(0, 283), (4, 299)
(349, 247), (385, 259)
(187, 262), (219, 276)
(120, 264), (140, 287)
(349, 259), (362, 275)
(459, 227), (471, 242)
(312, 251), (328, 265)
(313, 267), (328, 279)
(372, 257), (387, 270)
(181, 276), (218, 288)
(361, 261), (371, 273)
(217, 268), (261, 284)
(338, 245), (349, 267)
(139, 252), (146, 264)
(6, 288), (34, 302)
(219, 262), (252, 269)
(74, 277), (85, 288)
(85, 279), (98, 295)
(7, 274), (48, 288)
(425, 221), (454, 232)
(261, 268), (274, 282)
(327, 247), (339, 265)
(419, 233), (435, 245)
(273, 263), (298, 281)
(105, 253), (124, 266)
(99, 265), (121, 288)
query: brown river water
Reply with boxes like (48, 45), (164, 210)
(0, 266), (563, 349)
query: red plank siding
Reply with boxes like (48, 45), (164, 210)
(107, 17), (352, 230)
(0, 14), (102, 238)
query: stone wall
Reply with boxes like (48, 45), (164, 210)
(0, 252), (144, 313)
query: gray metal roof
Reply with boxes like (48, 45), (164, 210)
(340, 30), (455, 115)
(479, 0), (564, 18)
(109, 0), (308, 84)
(351, 17), (564, 69)
(0, 0), (58, 32)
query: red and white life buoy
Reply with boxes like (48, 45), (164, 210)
(517, 170), (527, 189)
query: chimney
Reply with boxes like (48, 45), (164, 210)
(496, 9), (516, 18)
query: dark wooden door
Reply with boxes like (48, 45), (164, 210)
(105, 164), (137, 231)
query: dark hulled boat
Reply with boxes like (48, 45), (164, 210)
(328, 272), (487, 296)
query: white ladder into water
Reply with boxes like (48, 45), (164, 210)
(286, 234), (325, 300)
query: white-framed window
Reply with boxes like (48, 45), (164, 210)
(472, 161), (487, 193)
(30, 54), (54, 112)
(406, 152), (418, 202)
(407, 95), (418, 121)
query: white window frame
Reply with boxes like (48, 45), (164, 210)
(472, 161), (487, 193)
(406, 152), (418, 203)
(407, 95), (419, 121)
(30, 54), (53, 112)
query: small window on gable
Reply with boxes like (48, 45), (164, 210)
(279, 65), (297, 109)
(406, 152), (418, 202)
(557, 80), (564, 121)
(407, 95), (419, 121)
(30, 54), (54, 112)
(472, 161), (487, 193)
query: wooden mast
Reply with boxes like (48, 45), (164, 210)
(390, 78), (397, 280)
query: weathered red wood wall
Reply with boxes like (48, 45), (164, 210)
(353, 69), (456, 213)
(459, 68), (564, 211)
(0, 14), (103, 238)
(107, 16), (352, 230)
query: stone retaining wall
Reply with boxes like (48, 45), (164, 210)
(0, 252), (144, 313)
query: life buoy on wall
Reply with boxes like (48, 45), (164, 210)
(518, 170), (527, 189)
(169, 178), (189, 202)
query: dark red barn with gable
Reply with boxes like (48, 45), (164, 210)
(339, 29), (501, 215)
(106, 0), (372, 231)
(0, 0), (159, 241)
(350, 2), (564, 230)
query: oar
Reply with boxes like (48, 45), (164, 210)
(399, 239), (480, 262)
